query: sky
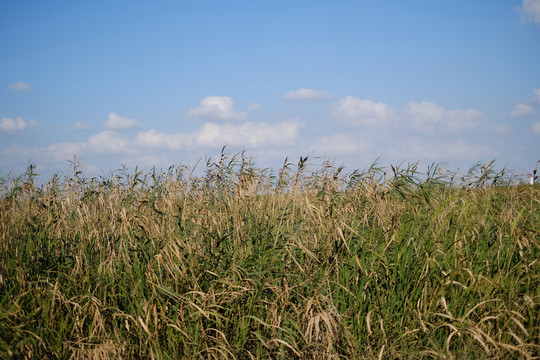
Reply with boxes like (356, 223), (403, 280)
(1, 0), (540, 182)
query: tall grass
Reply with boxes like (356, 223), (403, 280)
(1, 153), (538, 359)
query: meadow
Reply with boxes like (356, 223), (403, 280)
(0, 152), (538, 359)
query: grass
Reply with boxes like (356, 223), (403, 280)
(0, 152), (538, 359)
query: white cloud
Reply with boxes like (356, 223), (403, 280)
(0, 117), (35, 134)
(403, 102), (484, 132)
(283, 88), (332, 100)
(521, 0), (540, 25)
(0, 142), (87, 176)
(1, 117), (26, 133)
(532, 88), (540, 102)
(104, 112), (139, 129)
(29, 117), (303, 161)
(390, 137), (496, 161)
(195, 119), (304, 148)
(510, 103), (534, 118)
(135, 119), (304, 151)
(246, 102), (260, 111)
(491, 124), (512, 134)
(0, 144), (33, 159)
(532, 122), (540, 134)
(88, 131), (131, 154)
(46, 142), (87, 161)
(187, 96), (247, 121)
(136, 129), (192, 151)
(445, 109), (484, 131)
(73, 122), (91, 130)
(8, 81), (31, 93)
(403, 101), (445, 129)
(310, 132), (368, 155)
(331, 96), (394, 126)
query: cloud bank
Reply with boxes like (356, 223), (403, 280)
(1, 91), (534, 183)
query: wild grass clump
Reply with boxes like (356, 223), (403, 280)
(1, 152), (538, 359)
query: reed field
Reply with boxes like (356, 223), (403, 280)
(0, 152), (538, 359)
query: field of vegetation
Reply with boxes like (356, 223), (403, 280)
(1, 152), (538, 359)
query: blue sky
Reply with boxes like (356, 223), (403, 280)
(1, 0), (539, 181)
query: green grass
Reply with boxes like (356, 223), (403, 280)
(1, 154), (538, 359)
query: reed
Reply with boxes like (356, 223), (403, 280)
(1, 152), (538, 359)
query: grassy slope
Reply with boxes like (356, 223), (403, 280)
(1, 157), (538, 359)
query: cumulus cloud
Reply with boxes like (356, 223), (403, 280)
(104, 112), (139, 129)
(390, 137), (496, 161)
(0, 144), (32, 159)
(0, 142), (85, 174)
(246, 102), (260, 111)
(331, 96), (394, 126)
(73, 122), (91, 130)
(532, 122), (540, 134)
(88, 131), (131, 154)
(403, 101), (484, 132)
(510, 103), (534, 118)
(46, 141), (87, 161)
(0, 117), (36, 134)
(310, 132), (368, 155)
(283, 88), (332, 100)
(403, 101), (445, 129)
(136, 129), (192, 151)
(491, 124), (512, 134)
(445, 109), (485, 131)
(26, 117), (303, 161)
(187, 96), (247, 121)
(520, 0), (540, 25)
(8, 81), (31, 93)
(533, 88), (540, 102)
(133, 120), (304, 152)
(195, 119), (304, 148)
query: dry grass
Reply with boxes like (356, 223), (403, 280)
(1, 153), (538, 359)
